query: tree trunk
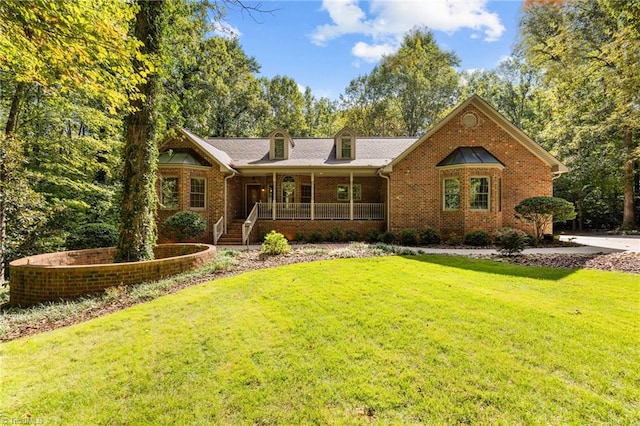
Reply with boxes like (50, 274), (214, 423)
(114, 0), (164, 263)
(0, 82), (27, 284)
(621, 127), (637, 230)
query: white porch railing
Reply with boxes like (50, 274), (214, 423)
(213, 216), (224, 244)
(243, 204), (259, 245)
(257, 203), (384, 220)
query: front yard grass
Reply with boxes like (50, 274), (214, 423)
(1, 255), (638, 424)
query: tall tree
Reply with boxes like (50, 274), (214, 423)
(115, 0), (165, 262)
(0, 0), (138, 280)
(378, 28), (460, 136)
(303, 87), (340, 137)
(520, 0), (640, 229)
(257, 75), (307, 136)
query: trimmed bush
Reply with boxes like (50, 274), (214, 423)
(326, 227), (343, 242)
(66, 223), (118, 250)
(261, 230), (291, 255)
(293, 232), (305, 243)
(464, 230), (492, 247)
(163, 211), (206, 242)
(378, 231), (395, 244)
(397, 228), (419, 246)
(365, 228), (381, 243)
(420, 227), (442, 245)
(307, 231), (323, 243)
(448, 233), (462, 246)
(345, 229), (361, 242)
(494, 227), (528, 256)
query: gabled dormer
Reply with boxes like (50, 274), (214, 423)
(335, 127), (356, 160)
(269, 128), (293, 160)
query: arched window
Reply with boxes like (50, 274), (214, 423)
(282, 176), (295, 205)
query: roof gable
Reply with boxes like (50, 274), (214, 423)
(388, 94), (568, 174)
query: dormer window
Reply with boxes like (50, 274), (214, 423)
(269, 129), (292, 160)
(274, 133), (285, 159)
(335, 128), (356, 160)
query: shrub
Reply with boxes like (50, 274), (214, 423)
(378, 231), (395, 244)
(365, 228), (381, 243)
(345, 229), (361, 242)
(447, 233), (461, 246)
(326, 227), (343, 242)
(261, 230), (291, 255)
(163, 211), (206, 242)
(494, 227), (528, 256)
(397, 228), (419, 246)
(420, 227), (442, 245)
(293, 232), (305, 243)
(307, 231), (323, 243)
(66, 223), (118, 250)
(515, 196), (576, 242)
(464, 230), (492, 247)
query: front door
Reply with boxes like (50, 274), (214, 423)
(246, 184), (262, 216)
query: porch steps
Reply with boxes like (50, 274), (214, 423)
(217, 220), (245, 245)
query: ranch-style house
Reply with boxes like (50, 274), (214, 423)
(156, 94), (568, 245)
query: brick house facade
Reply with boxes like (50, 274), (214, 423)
(157, 95), (567, 244)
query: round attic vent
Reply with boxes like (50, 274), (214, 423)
(461, 112), (478, 128)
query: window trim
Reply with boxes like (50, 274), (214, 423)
(189, 177), (206, 210)
(160, 176), (179, 210)
(470, 176), (490, 211)
(337, 184), (361, 201)
(443, 177), (461, 211)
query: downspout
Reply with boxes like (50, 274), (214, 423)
(224, 171), (236, 234)
(377, 169), (390, 232)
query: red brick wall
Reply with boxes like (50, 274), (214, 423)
(255, 220), (385, 242)
(9, 244), (216, 307)
(389, 104), (552, 237)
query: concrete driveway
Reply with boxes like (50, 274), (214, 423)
(559, 234), (640, 252)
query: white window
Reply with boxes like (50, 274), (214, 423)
(337, 184), (361, 201)
(443, 178), (460, 211)
(161, 177), (179, 209)
(470, 177), (490, 210)
(274, 134), (285, 159)
(190, 177), (206, 209)
(341, 135), (352, 159)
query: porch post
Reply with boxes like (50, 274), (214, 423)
(272, 172), (276, 220)
(349, 172), (354, 221)
(311, 172), (315, 220)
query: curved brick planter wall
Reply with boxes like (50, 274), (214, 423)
(9, 244), (216, 307)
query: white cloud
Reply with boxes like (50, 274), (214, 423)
(212, 20), (242, 39)
(352, 41), (396, 62)
(311, 0), (506, 61)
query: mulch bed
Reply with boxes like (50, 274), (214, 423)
(1, 249), (638, 342)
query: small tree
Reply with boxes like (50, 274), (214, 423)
(515, 196), (576, 242)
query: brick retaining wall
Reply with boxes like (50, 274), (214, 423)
(9, 244), (216, 307)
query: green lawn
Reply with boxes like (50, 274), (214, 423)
(1, 256), (638, 425)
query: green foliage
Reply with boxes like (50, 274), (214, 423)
(378, 231), (395, 244)
(261, 230), (291, 255)
(325, 227), (343, 243)
(345, 229), (360, 242)
(162, 211), (206, 242)
(515, 196), (577, 241)
(66, 223), (118, 250)
(307, 231), (323, 244)
(420, 227), (442, 245)
(365, 228), (381, 243)
(447, 233), (462, 246)
(293, 232), (305, 243)
(494, 227), (528, 256)
(396, 228), (419, 246)
(464, 230), (493, 247)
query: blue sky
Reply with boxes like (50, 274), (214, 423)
(221, 0), (524, 100)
